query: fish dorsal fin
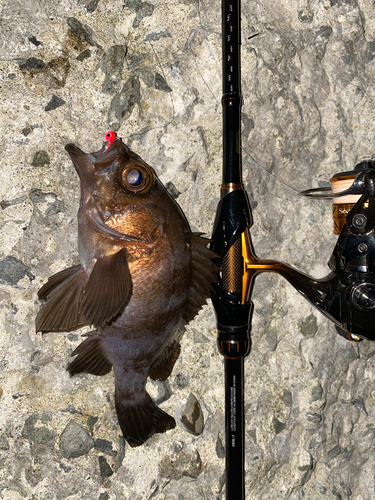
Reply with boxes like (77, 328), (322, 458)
(182, 233), (217, 324)
(148, 341), (181, 381)
(67, 332), (112, 376)
(36, 267), (87, 333)
(80, 248), (132, 326)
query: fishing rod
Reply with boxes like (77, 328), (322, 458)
(210, 0), (375, 498)
(210, 0), (251, 497)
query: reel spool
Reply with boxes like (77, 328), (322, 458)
(331, 160), (375, 235)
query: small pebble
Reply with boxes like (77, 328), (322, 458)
(179, 393), (204, 436)
(59, 420), (94, 459)
(98, 456), (113, 478)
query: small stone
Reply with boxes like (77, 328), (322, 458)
(142, 29), (171, 42)
(94, 438), (117, 456)
(79, 0), (100, 12)
(0, 433), (9, 450)
(0, 256), (34, 285)
(354, 397), (367, 414)
(315, 482), (327, 494)
(283, 389), (292, 407)
(32, 150), (50, 167)
(67, 17), (98, 49)
(180, 393), (204, 436)
(124, 0), (154, 29)
(151, 380), (172, 405)
(76, 49), (91, 62)
(99, 45), (127, 95)
(59, 420), (94, 459)
(192, 328), (210, 344)
(174, 372), (190, 389)
(108, 76), (141, 131)
(98, 456), (113, 478)
(306, 412), (322, 424)
(61, 405), (82, 415)
(300, 314), (318, 338)
(216, 434), (225, 458)
(327, 445), (341, 463)
(113, 436), (126, 473)
(59, 462), (72, 473)
(98, 492), (109, 500)
(18, 57), (46, 70)
(87, 416), (98, 435)
(27, 35), (43, 47)
(273, 417), (286, 435)
(45, 95), (66, 111)
(29, 189), (65, 218)
(22, 414), (56, 445)
(22, 126), (33, 136)
(309, 382), (323, 403)
(154, 73), (172, 93)
(1, 195), (27, 210)
(165, 182), (180, 200)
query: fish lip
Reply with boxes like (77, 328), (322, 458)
(65, 143), (96, 181)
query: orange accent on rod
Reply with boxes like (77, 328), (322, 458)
(221, 183), (243, 190)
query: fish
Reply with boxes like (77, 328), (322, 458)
(36, 133), (216, 447)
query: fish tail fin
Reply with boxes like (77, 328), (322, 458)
(115, 392), (176, 447)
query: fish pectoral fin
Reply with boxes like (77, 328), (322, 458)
(115, 392), (176, 447)
(67, 332), (112, 376)
(37, 264), (82, 300)
(182, 232), (218, 323)
(148, 341), (181, 381)
(36, 267), (88, 333)
(80, 248), (132, 327)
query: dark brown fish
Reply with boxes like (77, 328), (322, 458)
(36, 136), (216, 447)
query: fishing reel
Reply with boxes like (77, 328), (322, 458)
(299, 159), (375, 341)
(246, 160), (375, 342)
(211, 160), (375, 346)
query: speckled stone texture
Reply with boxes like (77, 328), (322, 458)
(1, 0), (375, 499)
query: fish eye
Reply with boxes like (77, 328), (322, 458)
(126, 169), (144, 187)
(119, 162), (153, 193)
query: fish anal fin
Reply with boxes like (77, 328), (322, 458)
(67, 332), (112, 376)
(115, 392), (175, 447)
(38, 264), (82, 300)
(80, 249), (132, 327)
(36, 268), (87, 333)
(182, 233), (217, 323)
(148, 341), (181, 381)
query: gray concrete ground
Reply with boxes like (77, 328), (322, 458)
(1, 0), (375, 498)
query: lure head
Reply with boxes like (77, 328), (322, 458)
(104, 131), (116, 151)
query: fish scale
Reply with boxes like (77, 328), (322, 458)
(36, 133), (217, 447)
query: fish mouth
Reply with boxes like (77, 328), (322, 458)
(65, 139), (120, 179)
(65, 143), (96, 184)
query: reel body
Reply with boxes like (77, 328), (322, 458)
(325, 168), (375, 339)
(212, 167), (375, 343)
